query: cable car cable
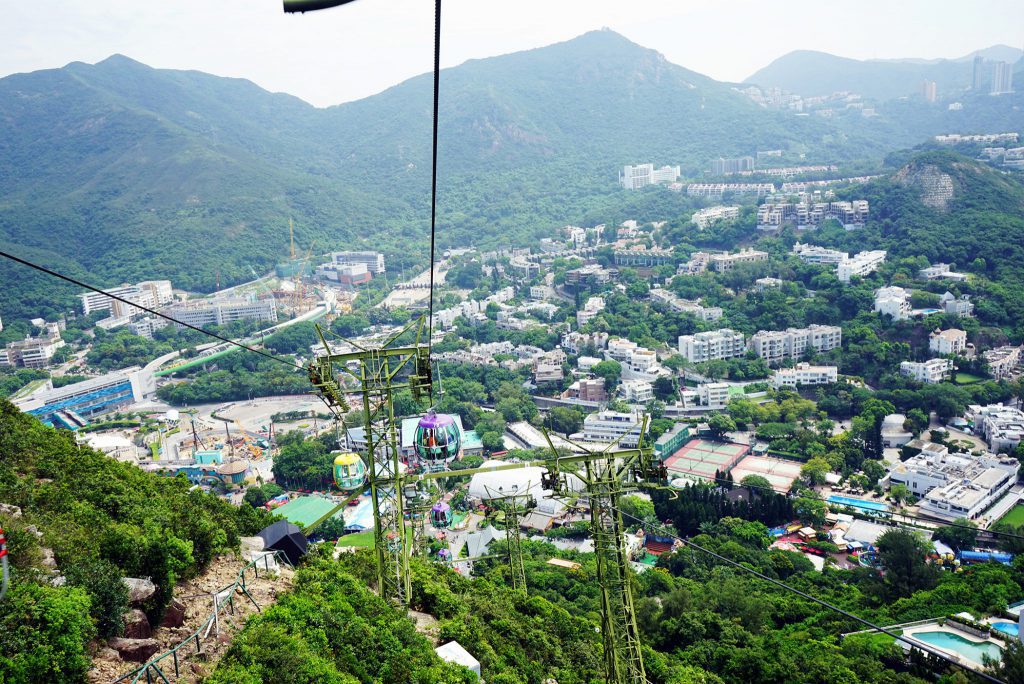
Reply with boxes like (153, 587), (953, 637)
(425, 0), (442, 404)
(613, 507), (1007, 684)
(0, 250), (303, 371)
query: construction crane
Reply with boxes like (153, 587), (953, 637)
(292, 239), (317, 313)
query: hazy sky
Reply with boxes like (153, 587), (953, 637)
(4, 0), (1023, 107)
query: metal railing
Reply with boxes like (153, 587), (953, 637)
(111, 550), (293, 684)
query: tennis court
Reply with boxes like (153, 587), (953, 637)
(663, 439), (750, 480)
(275, 496), (340, 528)
(730, 454), (803, 491)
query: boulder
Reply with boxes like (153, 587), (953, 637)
(123, 577), (157, 605)
(160, 599), (186, 628)
(122, 609), (152, 639)
(0, 503), (22, 519)
(39, 547), (58, 571)
(108, 638), (160, 663)
(95, 647), (121, 662)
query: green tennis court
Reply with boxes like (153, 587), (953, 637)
(275, 496), (340, 528)
(663, 439), (750, 478)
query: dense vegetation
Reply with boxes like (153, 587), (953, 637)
(0, 400), (273, 682)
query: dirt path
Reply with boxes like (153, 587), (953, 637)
(90, 553), (294, 683)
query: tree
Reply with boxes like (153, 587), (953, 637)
(740, 475), (773, 492)
(889, 484), (911, 505)
(653, 376), (678, 401)
(800, 457), (831, 486)
(933, 518), (978, 550)
(549, 406), (584, 435)
(794, 495), (826, 526)
(876, 528), (938, 598)
(65, 557), (130, 639)
(861, 459), (887, 486)
(707, 413), (736, 438)
(904, 408), (929, 437)
(591, 360), (622, 389)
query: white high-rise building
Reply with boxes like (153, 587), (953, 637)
(837, 250), (886, 283)
(992, 61), (1014, 95)
(678, 329), (746, 363)
(750, 325), (842, 365)
(581, 410), (647, 447)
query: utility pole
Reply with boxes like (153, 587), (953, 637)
(484, 484), (533, 593)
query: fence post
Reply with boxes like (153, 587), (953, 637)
(173, 651), (179, 677)
(212, 593), (220, 637)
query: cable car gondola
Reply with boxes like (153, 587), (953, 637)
(413, 410), (461, 467)
(430, 501), (453, 529)
(332, 451), (367, 492)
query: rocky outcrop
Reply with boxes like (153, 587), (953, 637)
(123, 577), (157, 605)
(122, 609), (152, 639)
(160, 599), (186, 629)
(107, 638), (160, 663)
(0, 503), (22, 518)
(894, 162), (955, 212)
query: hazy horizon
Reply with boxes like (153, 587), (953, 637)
(5, 1), (1024, 107)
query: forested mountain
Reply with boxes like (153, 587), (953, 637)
(0, 30), (890, 325)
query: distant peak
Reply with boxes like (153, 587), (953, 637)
(94, 54), (149, 69)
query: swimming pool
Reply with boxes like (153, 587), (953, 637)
(992, 622), (1019, 637)
(828, 495), (889, 513)
(910, 631), (1002, 666)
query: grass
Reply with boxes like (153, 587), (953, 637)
(954, 372), (986, 385)
(997, 504), (1024, 527)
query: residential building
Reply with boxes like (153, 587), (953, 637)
(991, 61), (1014, 95)
(874, 286), (912, 321)
(79, 280), (174, 316)
(0, 323), (64, 369)
(971, 404), (1024, 453)
(709, 248), (769, 273)
(649, 288), (722, 321)
(710, 157), (755, 175)
(563, 378), (607, 403)
(581, 410), (647, 447)
(880, 414), (913, 448)
(940, 292), (974, 317)
(685, 183), (775, 197)
(983, 346), (1021, 380)
(576, 296), (606, 327)
(929, 329), (967, 356)
(697, 382), (730, 409)
(129, 316), (170, 340)
(921, 80), (937, 102)
(164, 299), (278, 329)
(772, 363), (838, 389)
(13, 367), (155, 429)
(620, 380), (654, 403)
(757, 200), (868, 231)
(678, 329), (746, 363)
(749, 325), (842, 365)
(564, 264), (611, 289)
(613, 246), (673, 268)
(620, 164), (680, 189)
(510, 255), (542, 280)
(836, 250), (886, 283)
(919, 263), (968, 281)
(900, 359), (953, 384)
(621, 348), (667, 384)
(934, 132), (1018, 145)
(560, 331), (608, 356)
(326, 251), (385, 274)
(754, 277), (783, 292)
(606, 337), (639, 363)
(691, 206), (739, 229)
(888, 443), (1019, 521)
(792, 242), (847, 265)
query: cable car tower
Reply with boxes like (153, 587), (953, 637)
(308, 319), (432, 605)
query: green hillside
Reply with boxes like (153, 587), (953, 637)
(0, 400), (273, 681)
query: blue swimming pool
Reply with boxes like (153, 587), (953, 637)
(910, 631), (1002, 666)
(828, 495), (889, 512)
(992, 622), (1019, 637)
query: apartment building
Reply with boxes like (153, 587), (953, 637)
(940, 292), (974, 318)
(581, 410), (647, 447)
(919, 263), (968, 281)
(971, 404), (1024, 453)
(620, 380), (654, 403)
(772, 363), (838, 389)
(836, 250), (886, 283)
(709, 248), (769, 273)
(0, 323), (65, 369)
(900, 359), (953, 384)
(792, 242), (848, 265)
(678, 329), (746, 363)
(749, 325), (842, 365)
(888, 444), (1019, 521)
(576, 296), (606, 327)
(685, 183), (775, 198)
(983, 346), (1021, 380)
(874, 286), (912, 321)
(326, 251), (385, 274)
(710, 157), (755, 175)
(697, 382), (731, 409)
(929, 329), (967, 356)
(620, 164), (680, 190)
(79, 280), (174, 317)
(164, 299), (277, 329)
(691, 206), (740, 229)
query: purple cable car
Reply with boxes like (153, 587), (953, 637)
(431, 501), (453, 529)
(414, 410), (461, 466)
